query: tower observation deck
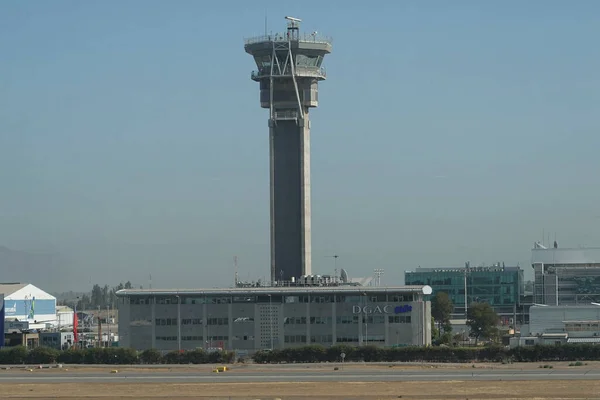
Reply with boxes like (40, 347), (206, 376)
(244, 17), (332, 283)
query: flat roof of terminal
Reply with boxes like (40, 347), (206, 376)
(116, 285), (432, 297)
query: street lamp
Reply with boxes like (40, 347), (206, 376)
(175, 295), (181, 352)
(206, 313), (212, 350)
(268, 294), (274, 350)
(362, 292), (368, 346)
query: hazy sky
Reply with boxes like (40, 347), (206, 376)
(1, 1), (599, 292)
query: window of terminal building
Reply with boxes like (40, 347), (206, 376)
(155, 336), (177, 341)
(155, 318), (177, 326)
(365, 335), (385, 343)
(232, 335), (255, 341)
(339, 295), (360, 303)
(180, 297), (207, 305)
(130, 297), (151, 305)
(284, 335), (307, 343)
(337, 336), (359, 343)
(181, 318), (203, 325)
(156, 296), (180, 305)
(336, 316), (358, 324)
(390, 294), (414, 302)
(207, 335), (228, 341)
(182, 336), (203, 341)
(207, 317), (228, 326)
(362, 315), (385, 324)
(284, 316), (306, 325)
(310, 335), (333, 343)
(310, 296), (333, 303)
(207, 297), (232, 304)
(233, 316), (254, 323)
(310, 316), (332, 324)
(256, 295), (283, 303)
(233, 296), (256, 303)
(388, 316), (411, 324)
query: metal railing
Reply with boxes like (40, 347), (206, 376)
(244, 33), (332, 46)
(251, 67), (326, 80)
(274, 110), (299, 120)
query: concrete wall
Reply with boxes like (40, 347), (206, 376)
(269, 115), (311, 282)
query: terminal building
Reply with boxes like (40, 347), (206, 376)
(116, 285), (433, 352)
(531, 242), (600, 305)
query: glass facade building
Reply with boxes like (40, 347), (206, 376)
(405, 266), (524, 317)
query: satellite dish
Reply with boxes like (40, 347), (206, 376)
(340, 269), (348, 283)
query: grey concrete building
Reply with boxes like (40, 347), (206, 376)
(116, 285), (432, 352)
(244, 17), (332, 282)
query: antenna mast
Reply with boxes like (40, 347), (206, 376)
(373, 268), (385, 286)
(234, 256), (239, 287)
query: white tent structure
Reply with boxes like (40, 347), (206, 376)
(0, 283), (57, 329)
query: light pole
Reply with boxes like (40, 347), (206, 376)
(326, 254), (339, 281)
(175, 295), (181, 352)
(268, 294), (274, 350)
(74, 296), (79, 349)
(362, 292), (368, 346)
(106, 305), (109, 348)
(206, 313), (212, 350)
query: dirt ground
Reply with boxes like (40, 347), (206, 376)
(3, 381), (600, 399)
(9, 360), (600, 374)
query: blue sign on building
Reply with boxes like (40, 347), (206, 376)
(394, 305), (413, 314)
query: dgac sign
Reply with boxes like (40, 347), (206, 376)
(352, 305), (413, 314)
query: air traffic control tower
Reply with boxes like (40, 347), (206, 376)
(244, 17), (332, 283)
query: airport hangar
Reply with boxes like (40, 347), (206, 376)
(116, 285), (433, 352)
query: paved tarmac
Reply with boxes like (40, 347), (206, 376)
(2, 368), (600, 383)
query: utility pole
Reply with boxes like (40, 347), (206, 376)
(268, 294), (274, 350)
(175, 295), (181, 352)
(362, 292), (369, 345)
(464, 262), (470, 319)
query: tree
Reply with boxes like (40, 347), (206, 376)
(431, 292), (453, 334)
(466, 302), (499, 344)
(431, 317), (439, 339)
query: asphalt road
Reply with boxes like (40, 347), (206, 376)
(2, 368), (600, 383)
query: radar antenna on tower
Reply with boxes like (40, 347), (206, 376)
(340, 268), (349, 283)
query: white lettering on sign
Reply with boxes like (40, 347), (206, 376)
(352, 305), (393, 314)
(352, 304), (413, 314)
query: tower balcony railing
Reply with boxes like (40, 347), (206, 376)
(273, 110), (299, 120)
(244, 33), (332, 46)
(251, 66), (326, 80)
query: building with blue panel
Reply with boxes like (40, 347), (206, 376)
(0, 283), (57, 330)
(116, 285), (433, 352)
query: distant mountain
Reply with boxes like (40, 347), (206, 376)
(0, 246), (66, 291)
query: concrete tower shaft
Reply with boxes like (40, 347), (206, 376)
(244, 18), (332, 283)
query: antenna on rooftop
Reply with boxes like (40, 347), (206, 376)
(234, 256), (239, 287)
(373, 269), (385, 286)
